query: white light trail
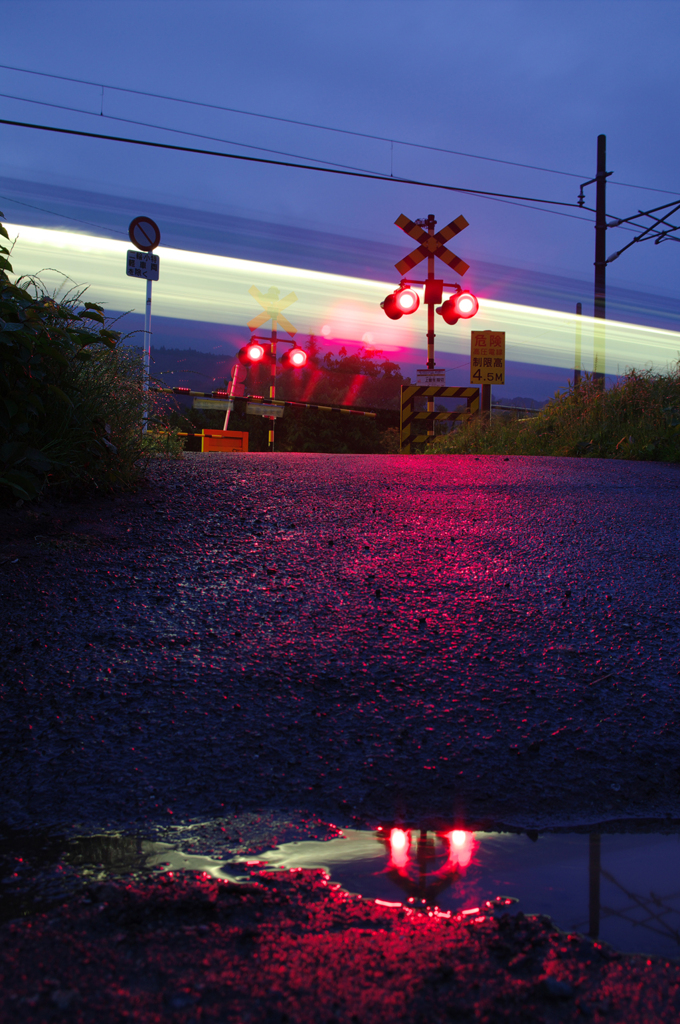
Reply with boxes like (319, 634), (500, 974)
(6, 223), (680, 376)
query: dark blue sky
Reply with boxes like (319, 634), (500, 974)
(2, 0), (680, 306)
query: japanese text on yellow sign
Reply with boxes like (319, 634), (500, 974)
(471, 331), (505, 385)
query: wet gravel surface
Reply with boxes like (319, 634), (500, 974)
(3, 869), (680, 1024)
(2, 452), (680, 1022)
(1, 451), (680, 835)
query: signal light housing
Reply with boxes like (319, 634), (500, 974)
(454, 291), (479, 319)
(436, 290), (479, 325)
(280, 346), (308, 369)
(238, 341), (268, 365)
(381, 287), (420, 320)
(394, 288), (420, 314)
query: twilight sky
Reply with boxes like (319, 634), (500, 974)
(1, 0), (680, 314)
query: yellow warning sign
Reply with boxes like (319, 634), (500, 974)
(470, 331), (505, 385)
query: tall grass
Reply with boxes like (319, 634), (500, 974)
(427, 368), (680, 461)
(0, 213), (182, 503)
(37, 342), (184, 496)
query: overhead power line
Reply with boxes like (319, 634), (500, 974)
(1, 61), (678, 198)
(0, 91), (388, 177)
(0, 117), (592, 214)
(0, 62), (590, 180)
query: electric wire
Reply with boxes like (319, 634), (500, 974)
(0, 193), (128, 235)
(0, 91), (384, 177)
(0, 117), (591, 211)
(2, 92), (665, 236)
(1, 62), (679, 198)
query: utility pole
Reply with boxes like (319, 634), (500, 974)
(579, 136), (611, 385)
(594, 134), (607, 382)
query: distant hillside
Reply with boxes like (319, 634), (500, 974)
(149, 347), (237, 391)
(493, 397), (547, 409)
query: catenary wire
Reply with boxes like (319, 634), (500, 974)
(0, 94), (610, 225)
(1, 62), (679, 198)
(0, 92), (388, 177)
(0, 117), (591, 211)
(0, 123), (662, 242)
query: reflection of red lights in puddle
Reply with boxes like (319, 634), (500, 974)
(446, 829), (473, 868)
(383, 828), (478, 904)
(389, 828), (410, 869)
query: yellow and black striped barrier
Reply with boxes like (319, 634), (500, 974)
(400, 385), (480, 454)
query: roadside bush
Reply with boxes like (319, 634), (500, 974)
(0, 214), (181, 503)
(427, 368), (680, 462)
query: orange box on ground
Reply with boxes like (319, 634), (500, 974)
(201, 430), (249, 453)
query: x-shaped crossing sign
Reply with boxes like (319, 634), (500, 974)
(394, 214), (470, 277)
(247, 285), (298, 337)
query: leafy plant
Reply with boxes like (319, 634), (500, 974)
(427, 368), (680, 462)
(0, 213), (181, 502)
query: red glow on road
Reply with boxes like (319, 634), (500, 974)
(444, 830), (475, 868)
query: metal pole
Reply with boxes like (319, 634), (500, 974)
(594, 135), (607, 383)
(427, 214), (436, 435)
(142, 276), (152, 432)
(588, 832), (601, 938)
(223, 363), (246, 431)
(481, 382), (491, 424)
(268, 326), (277, 452)
(574, 301), (582, 387)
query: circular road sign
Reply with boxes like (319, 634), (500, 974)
(128, 216), (161, 252)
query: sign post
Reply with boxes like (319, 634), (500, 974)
(127, 217), (161, 432)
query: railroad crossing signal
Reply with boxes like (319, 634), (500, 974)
(280, 346), (308, 369)
(394, 213), (470, 277)
(238, 340), (268, 365)
(247, 285), (298, 337)
(246, 285), (300, 453)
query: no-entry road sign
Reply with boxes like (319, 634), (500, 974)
(128, 216), (161, 252)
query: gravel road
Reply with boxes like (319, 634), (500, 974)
(1, 452), (679, 835)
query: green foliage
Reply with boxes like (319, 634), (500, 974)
(269, 337), (407, 411)
(427, 368), (680, 461)
(0, 212), (181, 503)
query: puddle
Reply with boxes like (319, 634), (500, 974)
(249, 828), (680, 960)
(2, 825), (680, 960)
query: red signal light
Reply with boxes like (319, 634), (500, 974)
(238, 341), (267, 365)
(381, 287), (420, 320)
(281, 346), (308, 369)
(453, 291), (479, 319)
(394, 288), (420, 314)
(436, 290), (479, 325)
